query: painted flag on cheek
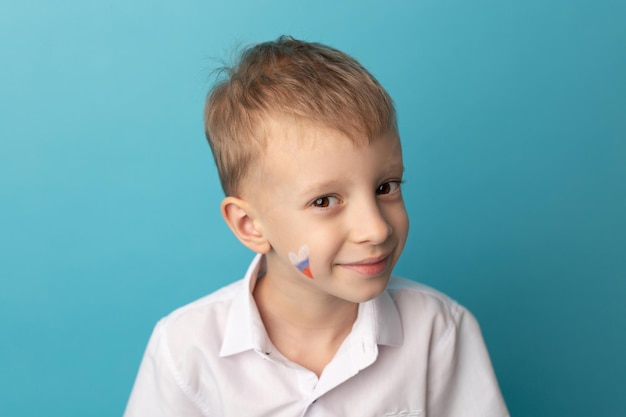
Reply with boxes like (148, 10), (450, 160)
(288, 245), (314, 279)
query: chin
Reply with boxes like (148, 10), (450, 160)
(345, 277), (391, 303)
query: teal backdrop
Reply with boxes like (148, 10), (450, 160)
(1, 0), (624, 415)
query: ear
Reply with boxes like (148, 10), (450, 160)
(220, 196), (271, 254)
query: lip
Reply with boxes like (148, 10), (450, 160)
(339, 254), (391, 276)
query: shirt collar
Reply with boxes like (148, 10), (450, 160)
(219, 254), (403, 358)
(219, 254), (270, 357)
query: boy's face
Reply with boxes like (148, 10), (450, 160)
(245, 119), (409, 304)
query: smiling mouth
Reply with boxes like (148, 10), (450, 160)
(339, 255), (390, 276)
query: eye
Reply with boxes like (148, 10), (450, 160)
(312, 196), (340, 208)
(376, 181), (402, 195)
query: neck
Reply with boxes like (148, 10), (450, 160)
(252, 263), (359, 376)
(253, 270), (358, 337)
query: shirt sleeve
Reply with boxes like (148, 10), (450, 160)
(123, 321), (209, 417)
(427, 305), (509, 417)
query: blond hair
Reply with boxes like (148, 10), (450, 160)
(204, 36), (397, 196)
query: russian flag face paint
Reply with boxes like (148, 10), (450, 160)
(288, 244), (313, 279)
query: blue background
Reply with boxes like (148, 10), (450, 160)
(1, 0), (624, 415)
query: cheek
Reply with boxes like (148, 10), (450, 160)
(286, 230), (339, 280)
(304, 229), (346, 274)
(288, 244), (314, 279)
(389, 203), (409, 238)
(399, 211), (409, 238)
(270, 215), (342, 280)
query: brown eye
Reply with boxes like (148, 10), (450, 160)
(377, 183), (392, 194)
(313, 197), (330, 207)
(311, 196), (339, 208)
(376, 181), (401, 195)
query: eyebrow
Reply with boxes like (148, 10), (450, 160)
(392, 162), (405, 174)
(298, 162), (405, 198)
(299, 179), (345, 198)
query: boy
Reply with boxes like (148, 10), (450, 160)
(124, 36), (508, 416)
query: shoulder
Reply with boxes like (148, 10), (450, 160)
(387, 276), (462, 316)
(386, 276), (471, 344)
(381, 278), (509, 416)
(170, 279), (243, 315)
(153, 279), (245, 345)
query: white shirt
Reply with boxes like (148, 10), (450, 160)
(124, 255), (509, 417)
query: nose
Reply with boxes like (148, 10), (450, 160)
(348, 200), (392, 245)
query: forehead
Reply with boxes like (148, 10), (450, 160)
(260, 117), (402, 179)
(238, 115), (402, 203)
